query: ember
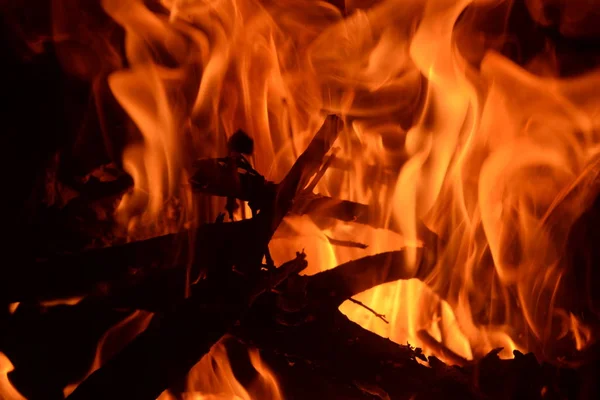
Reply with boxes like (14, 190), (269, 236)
(1, 0), (600, 399)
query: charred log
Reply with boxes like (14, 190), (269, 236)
(65, 115), (340, 399)
(1, 116), (342, 303)
(66, 256), (307, 400)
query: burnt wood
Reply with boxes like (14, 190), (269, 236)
(65, 116), (340, 399)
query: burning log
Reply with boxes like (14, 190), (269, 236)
(54, 113), (456, 399)
(230, 246), (569, 400)
(5, 0), (600, 398)
(4, 245), (594, 400)
(63, 246), (450, 398)
(61, 246), (446, 399)
(303, 249), (433, 308)
(2, 116), (342, 303)
(65, 115), (340, 399)
(57, 246), (434, 321)
(238, 294), (592, 400)
(228, 249), (448, 399)
(66, 254), (308, 400)
(236, 306), (481, 400)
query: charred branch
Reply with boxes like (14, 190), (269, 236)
(238, 291), (592, 400)
(66, 250), (307, 400)
(66, 275), (255, 400)
(304, 249), (434, 309)
(2, 116), (342, 304)
(236, 296), (479, 400)
(65, 116), (340, 399)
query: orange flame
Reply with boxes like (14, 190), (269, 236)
(0, 352), (26, 400)
(63, 310), (153, 397)
(40, 0), (598, 377)
(158, 339), (282, 400)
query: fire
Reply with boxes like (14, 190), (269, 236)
(34, 0), (599, 393)
(157, 338), (282, 400)
(63, 310), (153, 397)
(0, 352), (25, 400)
(97, 0), (597, 360)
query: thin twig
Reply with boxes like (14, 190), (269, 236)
(348, 297), (389, 324)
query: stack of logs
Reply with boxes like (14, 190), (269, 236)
(1, 116), (599, 400)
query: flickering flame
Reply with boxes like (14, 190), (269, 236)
(7, 303), (20, 315)
(43, 0), (599, 385)
(38, 296), (84, 308)
(0, 352), (25, 400)
(158, 340), (281, 400)
(63, 310), (154, 397)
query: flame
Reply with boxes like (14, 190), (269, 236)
(158, 339), (281, 400)
(0, 353), (26, 400)
(7, 303), (20, 315)
(36, 0), (599, 381)
(38, 297), (84, 308)
(63, 310), (153, 397)
(568, 312), (592, 352)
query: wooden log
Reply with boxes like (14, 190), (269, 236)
(74, 245), (434, 322)
(238, 286), (597, 400)
(1, 220), (261, 303)
(253, 320), (596, 400)
(66, 116), (340, 399)
(304, 248), (434, 308)
(66, 250), (307, 400)
(78, 246), (432, 317)
(1, 116), (342, 303)
(235, 296), (481, 400)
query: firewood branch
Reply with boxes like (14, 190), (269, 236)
(65, 116), (341, 400)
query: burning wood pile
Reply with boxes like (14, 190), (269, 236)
(1, 0), (600, 399)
